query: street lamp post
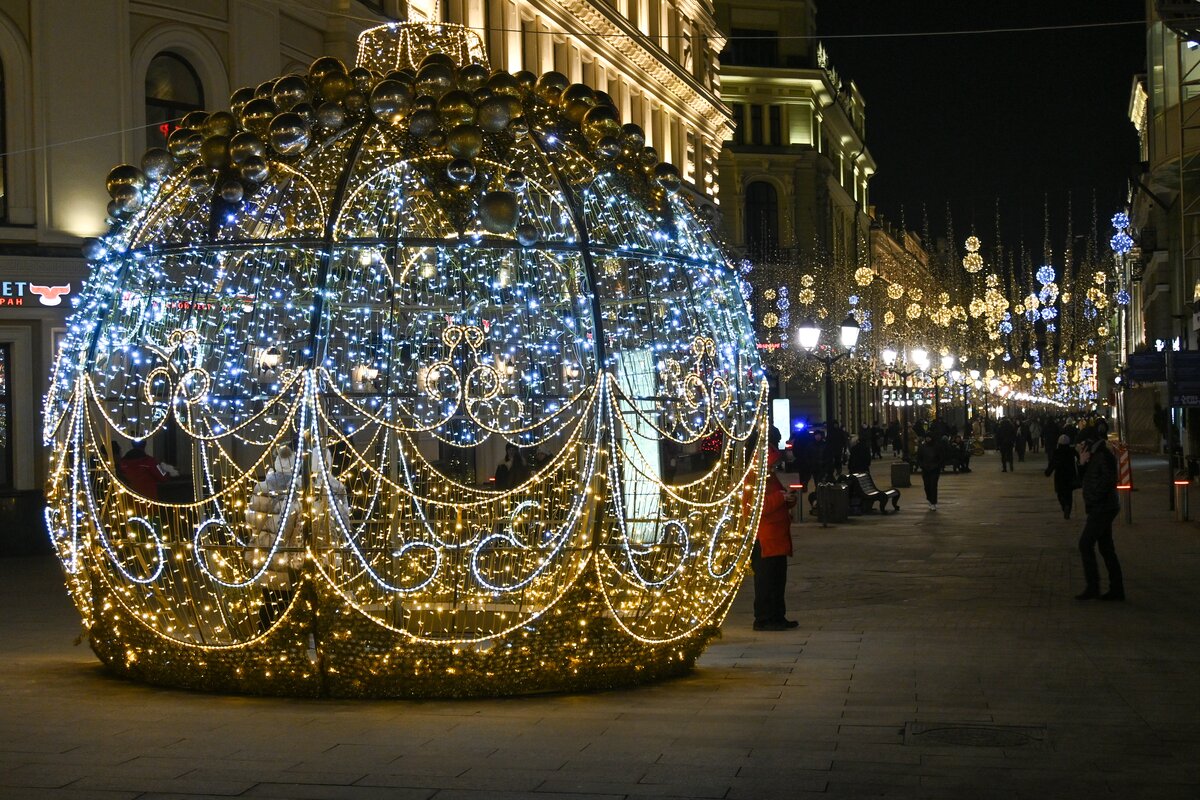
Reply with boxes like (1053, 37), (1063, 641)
(882, 346), (926, 462)
(798, 315), (861, 426)
(931, 353), (956, 421)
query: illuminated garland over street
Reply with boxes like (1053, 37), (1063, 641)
(44, 23), (768, 697)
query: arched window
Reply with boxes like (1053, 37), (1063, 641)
(145, 52), (204, 150)
(744, 181), (778, 258)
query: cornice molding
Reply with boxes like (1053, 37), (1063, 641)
(544, 0), (732, 137)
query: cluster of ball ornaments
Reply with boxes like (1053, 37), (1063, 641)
(101, 46), (682, 245)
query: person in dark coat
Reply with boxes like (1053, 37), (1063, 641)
(996, 417), (1017, 472)
(916, 433), (944, 510)
(886, 419), (901, 455)
(1075, 427), (1125, 601)
(812, 428), (833, 482)
(870, 421), (884, 459)
(825, 420), (848, 478)
(1044, 434), (1079, 519)
(848, 431), (872, 474)
(748, 429), (798, 630)
(1041, 417), (1061, 460)
(1015, 419), (1028, 462)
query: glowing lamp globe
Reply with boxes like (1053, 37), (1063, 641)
(43, 24), (767, 698)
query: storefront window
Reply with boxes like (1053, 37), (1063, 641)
(0, 344), (11, 489)
(145, 52), (204, 150)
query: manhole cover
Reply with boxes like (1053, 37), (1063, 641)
(904, 722), (1047, 749)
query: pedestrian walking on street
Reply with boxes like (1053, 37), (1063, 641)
(996, 417), (1016, 472)
(1044, 434), (1079, 519)
(748, 428), (799, 630)
(917, 433), (944, 511)
(1075, 424), (1125, 602)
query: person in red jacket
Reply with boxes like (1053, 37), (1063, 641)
(749, 427), (798, 631)
(119, 441), (167, 500)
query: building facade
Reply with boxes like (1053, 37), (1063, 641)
(0, 0), (728, 538)
(1125, 2), (1200, 452)
(713, 0), (876, 430)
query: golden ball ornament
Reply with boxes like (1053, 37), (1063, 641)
(199, 135), (231, 170)
(307, 55), (346, 85)
(654, 163), (682, 193)
(240, 98), (278, 138)
(457, 63), (489, 92)
(560, 83), (596, 121)
(581, 106), (621, 144)
(436, 90), (476, 128)
(228, 132), (267, 165)
(316, 101), (347, 130)
(415, 62), (455, 98)
(487, 71), (522, 97)
(446, 157), (476, 184)
(479, 190), (519, 233)
(534, 70), (569, 103)
(515, 222), (539, 246)
(238, 155), (269, 185)
(272, 75), (310, 111)
(343, 89), (367, 116)
(229, 86), (255, 117)
(370, 80), (413, 125)
(349, 66), (376, 93)
(219, 178), (245, 204)
(407, 108), (440, 138)
(477, 95), (517, 132)
(167, 128), (202, 160)
(621, 123), (645, 148)
(203, 111), (236, 139)
(507, 116), (530, 137)
(267, 112), (311, 156)
(503, 170), (527, 191)
(140, 148), (173, 181)
(447, 124), (484, 158)
(105, 164), (147, 197)
(319, 72), (354, 103)
(180, 110), (209, 130)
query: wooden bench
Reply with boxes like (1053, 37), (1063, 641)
(848, 472), (900, 514)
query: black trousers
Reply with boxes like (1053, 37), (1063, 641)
(751, 541), (788, 624)
(923, 469), (940, 504)
(1056, 490), (1073, 518)
(1000, 446), (1014, 470)
(1079, 508), (1123, 594)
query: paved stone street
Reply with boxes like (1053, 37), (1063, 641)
(3, 451), (1199, 799)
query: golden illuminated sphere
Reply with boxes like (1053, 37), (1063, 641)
(762, 311), (779, 328)
(965, 235), (981, 253)
(446, 124), (484, 158)
(800, 274), (815, 288)
(854, 266), (874, 286)
(906, 302), (922, 319)
(938, 292), (950, 305)
(560, 83), (596, 122)
(883, 310), (896, 325)
(204, 111), (237, 138)
(908, 287), (923, 301)
(887, 284), (904, 300)
(56, 23), (765, 700)
(798, 288), (816, 304)
(581, 106), (621, 144)
(962, 252), (983, 272)
(762, 288), (777, 301)
(478, 190), (519, 233)
(1094, 271), (1108, 285)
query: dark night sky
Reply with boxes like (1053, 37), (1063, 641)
(816, 2), (1146, 260)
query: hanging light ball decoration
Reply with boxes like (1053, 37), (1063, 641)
(962, 235), (983, 273)
(44, 23), (767, 699)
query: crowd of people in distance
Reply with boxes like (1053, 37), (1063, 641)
(748, 410), (1127, 630)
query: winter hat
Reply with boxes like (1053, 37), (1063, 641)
(1058, 434), (1070, 446)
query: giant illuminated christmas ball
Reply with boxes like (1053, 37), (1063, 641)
(44, 23), (768, 697)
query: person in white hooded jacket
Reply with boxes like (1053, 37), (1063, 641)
(244, 444), (350, 631)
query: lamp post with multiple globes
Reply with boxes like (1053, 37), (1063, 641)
(797, 315), (861, 427)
